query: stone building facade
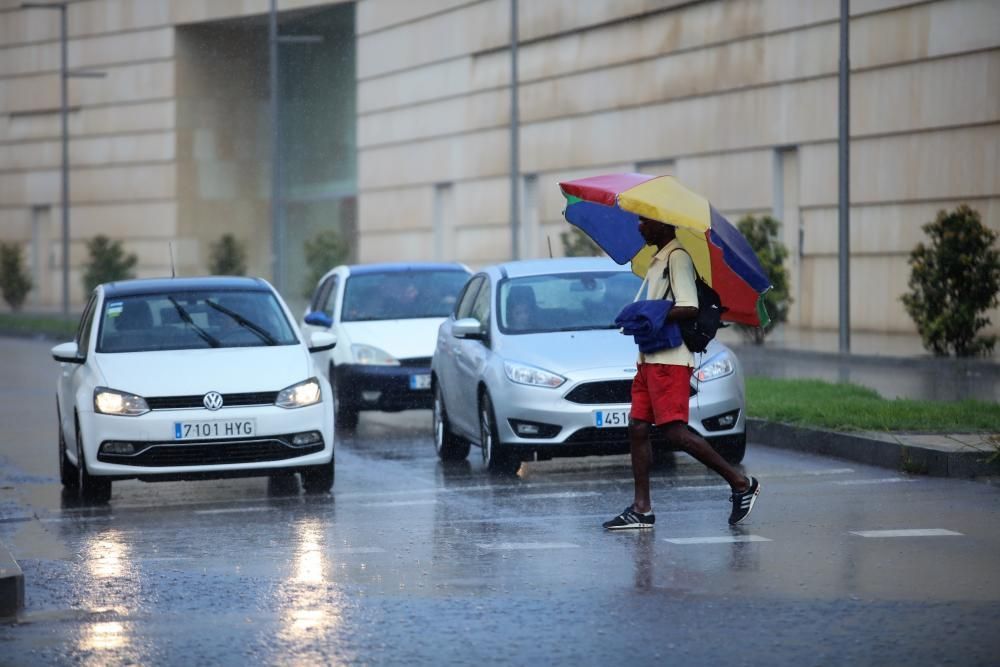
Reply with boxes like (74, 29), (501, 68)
(1, 0), (998, 335)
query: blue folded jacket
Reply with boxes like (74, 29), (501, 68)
(615, 299), (684, 353)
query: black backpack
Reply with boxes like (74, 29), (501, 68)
(663, 250), (727, 353)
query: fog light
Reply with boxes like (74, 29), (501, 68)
(702, 410), (740, 432)
(361, 391), (381, 402)
(507, 419), (561, 439)
(101, 441), (135, 455)
(292, 431), (323, 447)
(516, 423), (540, 435)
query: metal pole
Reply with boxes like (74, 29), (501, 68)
(838, 0), (850, 353)
(269, 0), (284, 293)
(59, 3), (69, 318)
(509, 0), (520, 260)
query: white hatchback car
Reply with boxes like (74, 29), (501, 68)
(301, 262), (471, 429)
(53, 276), (337, 502)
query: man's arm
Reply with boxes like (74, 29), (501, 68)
(665, 250), (698, 322)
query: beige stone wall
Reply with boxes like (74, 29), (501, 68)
(355, 0), (1000, 336)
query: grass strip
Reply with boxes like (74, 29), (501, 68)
(746, 376), (1000, 432)
(0, 313), (78, 340)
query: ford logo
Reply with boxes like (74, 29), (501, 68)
(203, 391), (224, 411)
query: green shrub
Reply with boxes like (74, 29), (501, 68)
(82, 235), (137, 293)
(901, 205), (1000, 357)
(0, 242), (32, 311)
(735, 214), (791, 344)
(303, 229), (349, 298)
(208, 234), (247, 276)
(560, 226), (602, 257)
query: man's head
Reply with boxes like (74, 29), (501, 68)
(637, 216), (675, 248)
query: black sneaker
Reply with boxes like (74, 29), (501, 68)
(603, 506), (655, 530)
(728, 476), (760, 525)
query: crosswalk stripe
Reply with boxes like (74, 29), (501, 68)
(834, 477), (919, 486)
(362, 499), (438, 507)
(194, 507), (275, 515)
(850, 529), (963, 538)
(663, 535), (771, 544)
(477, 542), (580, 551)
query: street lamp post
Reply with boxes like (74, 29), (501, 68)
(21, 2), (104, 318)
(509, 0), (521, 261)
(838, 0), (851, 353)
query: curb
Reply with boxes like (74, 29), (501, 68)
(750, 419), (1000, 478)
(0, 541), (24, 618)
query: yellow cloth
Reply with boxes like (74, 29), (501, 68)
(637, 240), (697, 368)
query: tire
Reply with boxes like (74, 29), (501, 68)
(479, 393), (520, 476)
(76, 417), (111, 503)
(57, 404), (78, 488)
(301, 455), (335, 494)
(330, 364), (359, 432)
(433, 383), (470, 461)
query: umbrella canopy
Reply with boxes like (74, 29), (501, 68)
(560, 173), (772, 327)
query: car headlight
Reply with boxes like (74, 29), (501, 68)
(352, 344), (399, 366)
(276, 378), (322, 409)
(93, 387), (149, 416)
(503, 361), (566, 388)
(695, 352), (735, 382)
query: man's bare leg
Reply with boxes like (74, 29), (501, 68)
(629, 419), (653, 512)
(662, 421), (749, 492)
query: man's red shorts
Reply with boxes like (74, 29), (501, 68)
(630, 363), (692, 426)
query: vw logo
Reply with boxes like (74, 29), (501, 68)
(203, 391), (224, 411)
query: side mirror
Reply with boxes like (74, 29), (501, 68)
(452, 317), (485, 340)
(304, 311), (333, 328)
(308, 331), (337, 353)
(52, 341), (83, 364)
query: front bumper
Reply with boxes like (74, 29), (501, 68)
(78, 400), (333, 480)
(336, 362), (433, 412)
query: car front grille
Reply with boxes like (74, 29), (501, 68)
(564, 379), (697, 405)
(399, 357), (432, 368)
(98, 436), (323, 466)
(145, 391), (280, 410)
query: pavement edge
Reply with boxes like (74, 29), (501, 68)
(0, 541), (24, 618)
(749, 419), (999, 478)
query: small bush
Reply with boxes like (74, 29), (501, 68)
(735, 215), (791, 344)
(303, 230), (349, 298)
(560, 226), (602, 257)
(901, 205), (1000, 357)
(0, 242), (32, 311)
(208, 234), (247, 276)
(82, 235), (137, 293)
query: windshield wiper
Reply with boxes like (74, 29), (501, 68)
(167, 297), (220, 348)
(205, 300), (278, 346)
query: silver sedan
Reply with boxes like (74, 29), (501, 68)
(431, 257), (747, 475)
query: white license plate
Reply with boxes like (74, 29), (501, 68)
(173, 419), (256, 440)
(409, 373), (431, 390)
(593, 409), (629, 428)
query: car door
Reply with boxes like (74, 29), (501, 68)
(452, 275), (493, 437)
(437, 275), (484, 438)
(59, 292), (98, 450)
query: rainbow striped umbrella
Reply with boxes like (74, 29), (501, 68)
(560, 172), (772, 327)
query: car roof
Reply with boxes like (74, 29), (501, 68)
(101, 276), (272, 298)
(491, 257), (626, 279)
(346, 262), (470, 276)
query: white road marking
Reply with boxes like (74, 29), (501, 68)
(515, 491), (601, 500)
(193, 507), (276, 515)
(362, 499), (438, 508)
(850, 529), (963, 538)
(663, 535), (772, 544)
(329, 547), (386, 555)
(834, 477), (919, 486)
(477, 542), (580, 551)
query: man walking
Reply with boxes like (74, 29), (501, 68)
(604, 217), (760, 529)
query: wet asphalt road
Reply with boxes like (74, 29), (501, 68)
(1, 336), (999, 666)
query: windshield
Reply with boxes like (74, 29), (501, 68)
(341, 270), (470, 321)
(498, 271), (642, 334)
(96, 290), (299, 353)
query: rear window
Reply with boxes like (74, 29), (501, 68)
(97, 290), (299, 353)
(341, 270), (470, 321)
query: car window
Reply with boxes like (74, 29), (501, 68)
(319, 275), (339, 319)
(455, 275), (484, 319)
(341, 270), (470, 321)
(76, 292), (98, 354)
(96, 289), (300, 353)
(469, 277), (492, 325)
(311, 274), (337, 316)
(498, 271), (641, 334)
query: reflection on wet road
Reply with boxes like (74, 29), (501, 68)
(1, 338), (999, 665)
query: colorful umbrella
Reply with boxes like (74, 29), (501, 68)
(560, 173), (772, 327)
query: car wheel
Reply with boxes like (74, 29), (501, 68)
(57, 404), (78, 488)
(330, 364), (359, 432)
(301, 455), (335, 494)
(76, 417), (111, 503)
(434, 384), (470, 461)
(479, 392), (519, 476)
